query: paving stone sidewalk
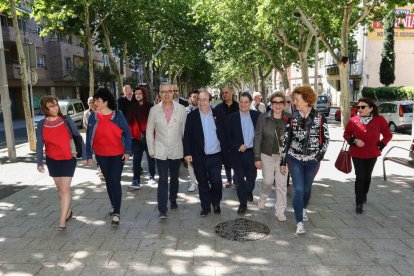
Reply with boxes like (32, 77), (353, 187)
(0, 124), (413, 275)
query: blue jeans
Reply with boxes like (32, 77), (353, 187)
(233, 150), (257, 205)
(287, 155), (320, 223)
(193, 153), (223, 211)
(156, 159), (181, 213)
(132, 139), (156, 182)
(96, 155), (124, 215)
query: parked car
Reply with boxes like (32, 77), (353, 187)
(34, 99), (85, 129)
(335, 101), (358, 121)
(316, 95), (330, 116)
(378, 101), (413, 132)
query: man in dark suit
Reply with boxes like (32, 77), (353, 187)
(213, 87), (239, 188)
(225, 92), (260, 215)
(184, 91), (223, 216)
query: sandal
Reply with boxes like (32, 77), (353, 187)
(58, 226), (66, 231)
(111, 214), (120, 226)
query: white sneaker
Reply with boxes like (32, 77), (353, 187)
(276, 214), (286, 222)
(296, 222), (305, 234)
(188, 183), (198, 192)
(148, 178), (157, 185)
(303, 209), (309, 221)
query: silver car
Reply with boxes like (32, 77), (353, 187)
(316, 95), (330, 116)
(378, 101), (413, 132)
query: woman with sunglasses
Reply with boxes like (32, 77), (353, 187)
(280, 86), (329, 235)
(254, 92), (291, 221)
(343, 98), (392, 214)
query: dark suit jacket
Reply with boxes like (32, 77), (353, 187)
(224, 110), (260, 167)
(183, 109), (222, 164)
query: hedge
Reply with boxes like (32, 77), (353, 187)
(361, 86), (414, 101)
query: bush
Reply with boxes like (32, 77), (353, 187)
(361, 86), (414, 101)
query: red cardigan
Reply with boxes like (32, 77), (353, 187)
(344, 115), (392, 159)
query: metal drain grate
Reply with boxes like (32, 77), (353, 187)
(215, 218), (270, 241)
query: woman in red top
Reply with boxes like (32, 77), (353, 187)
(127, 87), (155, 189)
(36, 96), (84, 231)
(344, 98), (392, 214)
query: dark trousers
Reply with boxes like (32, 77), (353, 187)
(193, 153), (223, 211)
(352, 157), (377, 204)
(156, 158), (181, 213)
(132, 139), (156, 181)
(287, 155), (320, 223)
(233, 150), (257, 205)
(96, 155), (124, 215)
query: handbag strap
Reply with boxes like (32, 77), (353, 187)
(341, 141), (349, 151)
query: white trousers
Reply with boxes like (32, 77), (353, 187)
(260, 153), (287, 216)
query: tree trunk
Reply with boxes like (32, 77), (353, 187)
(278, 69), (289, 92)
(9, 0), (36, 151)
(83, 1), (95, 97)
(251, 67), (259, 92)
(102, 23), (123, 93)
(299, 52), (310, 85)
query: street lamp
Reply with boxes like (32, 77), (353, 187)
(294, 8), (319, 93)
(149, 43), (166, 100)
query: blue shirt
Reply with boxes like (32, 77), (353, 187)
(199, 109), (221, 155)
(240, 111), (254, 148)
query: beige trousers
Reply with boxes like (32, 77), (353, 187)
(260, 153), (287, 216)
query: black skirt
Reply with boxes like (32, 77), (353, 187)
(46, 156), (77, 177)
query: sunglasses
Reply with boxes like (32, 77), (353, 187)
(357, 105), (368, 109)
(271, 101), (285, 105)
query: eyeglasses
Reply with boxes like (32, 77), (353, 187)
(271, 101), (285, 105)
(357, 105), (367, 109)
(160, 90), (173, 94)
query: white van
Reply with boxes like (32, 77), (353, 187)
(34, 99), (85, 129)
(378, 101), (413, 132)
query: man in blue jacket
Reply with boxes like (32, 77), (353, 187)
(184, 91), (223, 216)
(225, 92), (260, 215)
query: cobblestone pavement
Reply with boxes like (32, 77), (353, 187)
(0, 124), (413, 275)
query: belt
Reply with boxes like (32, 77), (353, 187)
(206, 152), (220, 158)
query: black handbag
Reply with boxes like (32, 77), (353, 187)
(335, 141), (352, 174)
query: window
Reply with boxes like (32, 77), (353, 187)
(73, 102), (85, 113)
(50, 31), (61, 42)
(38, 55), (46, 68)
(67, 35), (72, 44)
(103, 55), (110, 67)
(37, 26), (42, 35)
(64, 57), (72, 71)
(18, 18), (26, 32)
(67, 104), (75, 115)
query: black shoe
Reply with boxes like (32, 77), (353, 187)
(213, 204), (221, 214)
(356, 204), (363, 214)
(247, 192), (253, 203)
(158, 212), (168, 219)
(200, 209), (211, 217)
(170, 201), (178, 210)
(363, 195), (367, 204)
(237, 204), (247, 215)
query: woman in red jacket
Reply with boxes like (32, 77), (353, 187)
(344, 98), (392, 214)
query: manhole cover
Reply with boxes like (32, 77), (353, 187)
(215, 218), (270, 241)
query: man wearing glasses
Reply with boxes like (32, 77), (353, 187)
(173, 84), (189, 107)
(184, 91), (223, 216)
(147, 83), (187, 219)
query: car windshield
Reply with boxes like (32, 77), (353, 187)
(402, 104), (413, 113)
(318, 96), (328, 103)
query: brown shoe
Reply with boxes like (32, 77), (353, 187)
(223, 181), (233, 188)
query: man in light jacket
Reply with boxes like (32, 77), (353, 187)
(147, 83), (187, 219)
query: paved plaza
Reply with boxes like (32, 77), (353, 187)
(0, 123), (413, 275)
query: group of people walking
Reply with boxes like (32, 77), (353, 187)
(36, 83), (392, 235)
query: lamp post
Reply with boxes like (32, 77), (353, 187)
(149, 43), (166, 100)
(294, 9), (319, 93)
